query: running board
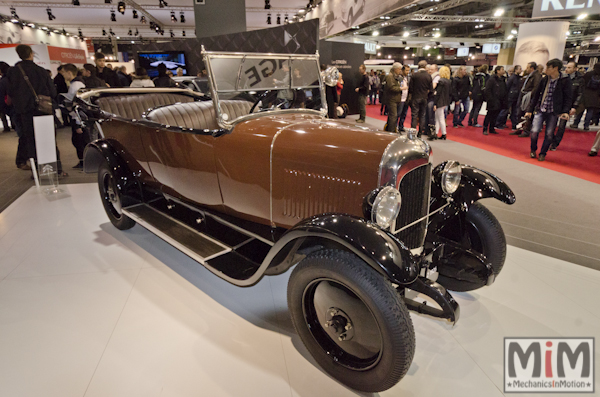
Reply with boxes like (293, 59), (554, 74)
(122, 204), (268, 284)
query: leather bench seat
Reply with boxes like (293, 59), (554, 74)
(145, 100), (252, 130)
(96, 93), (195, 120)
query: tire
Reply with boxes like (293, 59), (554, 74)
(437, 202), (506, 292)
(287, 249), (415, 393)
(98, 161), (136, 230)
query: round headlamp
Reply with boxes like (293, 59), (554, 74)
(372, 186), (402, 229)
(441, 160), (462, 194)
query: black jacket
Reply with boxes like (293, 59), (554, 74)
(153, 75), (177, 88)
(527, 73), (573, 115)
(7, 60), (57, 115)
(97, 66), (121, 88)
(0, 76), (11, 114)
(581, 71), (600, 109)
(471, 72), (488, 102)
(569, 71), (584, 108)
(506, 73), (522, 102)
(485, 74), (508, 111)
(409, 69), (432, 102)
(83, 75), (106, 88)
(117, 71), (131, 87)
(451, 75), (471, 101)
(357, 73), (369, 96)
(434, 78), (452, 108)
(54, 73), (68, 94)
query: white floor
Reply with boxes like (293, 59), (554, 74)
(0, 183), (599, 397)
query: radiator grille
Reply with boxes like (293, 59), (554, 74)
(394, 164), (431, 249)
(282, 169), (362, 219)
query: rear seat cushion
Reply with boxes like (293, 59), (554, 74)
(96, 93), (195, 120)
(145, 100), (252, 130)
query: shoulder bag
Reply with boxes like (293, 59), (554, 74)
(17, 64), (53, 115)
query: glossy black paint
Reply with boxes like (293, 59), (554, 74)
(83, 139), (144, 203)
(264, 214), (420, 285)
(401, 278), (460, 324)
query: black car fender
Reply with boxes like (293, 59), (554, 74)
(432, 162), (516, 209)
(263, 214), (420, 285)
(83, 139), (144, 203)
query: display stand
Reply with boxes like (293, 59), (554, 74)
(33, 115), (62, 195)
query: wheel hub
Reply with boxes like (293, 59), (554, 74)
(324, 307), (354, 342)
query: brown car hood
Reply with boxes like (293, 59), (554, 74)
(269, 114), (402, 228)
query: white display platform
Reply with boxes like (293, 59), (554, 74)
(0, 183), (598, 397)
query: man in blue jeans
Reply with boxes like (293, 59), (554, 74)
(525, 58), (573, 162)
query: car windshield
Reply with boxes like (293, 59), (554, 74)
(203, 52), (325, 126)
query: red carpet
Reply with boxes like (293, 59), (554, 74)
(366, 104), (600, 184)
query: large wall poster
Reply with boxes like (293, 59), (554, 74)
(513, 22), (569, 69)
(306, 0), (418, 38)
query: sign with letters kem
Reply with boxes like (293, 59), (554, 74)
(532, 0), (600, 18)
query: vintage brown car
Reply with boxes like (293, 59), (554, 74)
(77, 50), (515, 393)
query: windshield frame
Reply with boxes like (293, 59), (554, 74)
(202, 47), (327, 129)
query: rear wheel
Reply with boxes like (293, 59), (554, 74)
(288, 249), (415, 392)
(98, 161), (135, 230)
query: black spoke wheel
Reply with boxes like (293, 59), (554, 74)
(436, 202), (506, 291)
(98, 161), (135, 230)
(288, 249), (415, 393)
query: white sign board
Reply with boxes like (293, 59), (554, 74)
(513, 22), (569, 70)
(457, 47), (469, 57)
(532, 0), (600, 18)
(33, 115), (57, 165)
(364, 42), (377, 55)
(482, 43), (501, 54)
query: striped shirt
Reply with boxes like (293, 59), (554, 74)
(540, 77), (558, 113)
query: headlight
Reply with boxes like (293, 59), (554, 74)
(441, 160), (462, 194)
(372, 186), (402, 229)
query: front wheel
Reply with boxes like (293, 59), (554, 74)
(287, 249), (415, 393)
(98, 161), (136, 230)
(435, 202), (506, 291)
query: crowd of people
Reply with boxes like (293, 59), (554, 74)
(354, 59), (600, 160)
(0, 45), (191, 177)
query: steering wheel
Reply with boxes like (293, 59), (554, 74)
(249, 91), (271, 114)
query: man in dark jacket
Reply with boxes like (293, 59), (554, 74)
(7, 44), (57, 169)
(552, 61), (583, 150)
(0, 62), (13, 133)
(518, 62), (543, 137)
(117, 66), (131, 87)
(355, 64), (369, 123)
(496, 64), (522, 130)
(409, 60), (433, 135)
(81, 64), (106, 88)
(94, 53), (121, 87)
(451, 66), (471, 127)
(576, 63), (600, 131)
(152, 63), (178, 88)
(483, 66), (508, 135)
(469, 65), (488, 127)
(525, 58), (573, 161)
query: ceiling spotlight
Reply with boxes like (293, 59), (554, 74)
(264, 0), (271, 9)
(577, 13), (587, 20)
(170, 29), (174, 38)
(182, 30), (185, 36)
(433, 32), (441, 38)
(507, 34), (514, 40)
(78, 28), (83, 37)
(494, 8), (504, 16)
(135, 28), (139, 35)
(140, 15), (146, 24)
(110, 10), (116, 22)
(377, 52), (381, 56)
(459, 42), (465, 46)
(180, 12), (185, 23)
(118, 1), (125, 14)
(403, 31), (409, 37)
(133, 10), (138, 19)
(267, 13), (271, 24)
(102, 29), (107, 36)
(284, 14), (289, 24)
(405, 46), (410, 50)
(277, 14), (281, 25)
(511, 29), (517, 34)
(72, 0), (80, 6)
(372, 31), (379, 36)
(104, 0), (111, 3)
(62, 28), (67, 35)
(128, 28), (132, 35)
(10, 7), (19, 20)
(109, 28), (115, 36)
(47, 8), (56, 21)
(171, 11), (177, 23)
(159, 0), (168, 8)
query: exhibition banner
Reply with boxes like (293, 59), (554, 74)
(306, 0), (418, 38)
(513, 22), (569, 69)
(532, 0), (600, 18)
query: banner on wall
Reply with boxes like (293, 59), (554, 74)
(513, 22), (569, 69)
(532, 0), (600, 18)
(306, 0), (418, 38)
(47, 46), (87, 64)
